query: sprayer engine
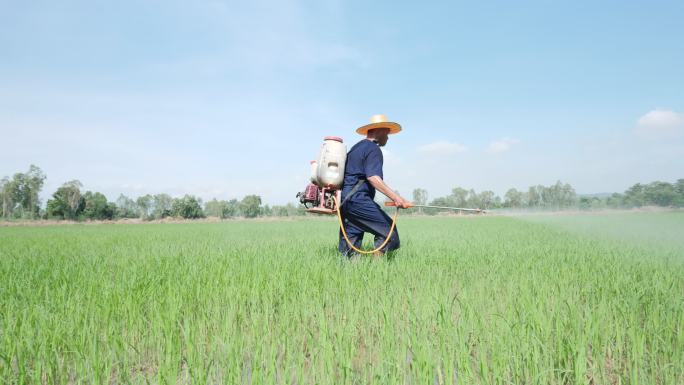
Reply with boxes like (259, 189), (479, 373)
(296, 184), (341, 215)
(295, 136), (347, 215)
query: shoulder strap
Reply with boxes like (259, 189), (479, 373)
(340, 179), (366, 207)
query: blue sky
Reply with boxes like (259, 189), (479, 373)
(1, 0), (683, 204)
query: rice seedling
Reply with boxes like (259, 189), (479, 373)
(0, 213), (682, 384)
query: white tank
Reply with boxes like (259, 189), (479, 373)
(309, 160), (319, 185)
(315, 136), (346, 188)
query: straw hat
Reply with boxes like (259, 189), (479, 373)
(356, 114), (402, 135)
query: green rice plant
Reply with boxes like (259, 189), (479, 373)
(0, 213), (682, 384)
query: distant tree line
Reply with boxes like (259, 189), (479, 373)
(1, 165), (305, 221)
(412, 179), (684, 212)
(577, 180), (684, 210)
(1, 165), (682, 221)
(410, 181), (578, 212)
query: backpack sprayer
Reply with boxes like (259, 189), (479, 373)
(296, 137), (485, 254)
(295, 136), (346, 215)
(295, 136), (398, 254)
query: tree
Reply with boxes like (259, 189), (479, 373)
(240, 195), (262, 218)
(204, 198), (246, 218)
(205, 199), (228, 218)
(8, 173), (28, 218)
(0, 177), (13, 219)
(560, 182), (577, 208)
(579, 196), (604, 210)
(412, 188), (428, 205)
(269, 203), (305, 217)
(675, 179), (684, 207)
(426, 196), (449, 215)
(527, 185), (542, 208)
(540, 180), (563, 209)
(504, 188), (523, 208)
(136, 195), (153, 220)
(0, 165), (46, 219)
(412, 188), (428, 214)
(449, 187), (468, 208)
(644, 181), (677, 207)
(271, 205), (288, 217)
(46, 180), (85, 220)
(675, 179), (684, 195)
(541, 184), (555, 208)
(152, 194), (173, 219)
(115, 194), (138, 218)
(82, 191), (116, 220)
(606, 193), (624, 209)
(13, 165), (46, 218)
(224, 199), (240, 218)
(172, 195), (204, 219)
(624, 183), (645, 207)
(24, 165), (46, 218)
(466, 189), (481, 208)
(478, 190), (496, 210)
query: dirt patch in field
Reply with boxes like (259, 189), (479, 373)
(0, 216), (313, 227)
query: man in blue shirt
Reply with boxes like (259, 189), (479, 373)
(339, 114), (411, 258)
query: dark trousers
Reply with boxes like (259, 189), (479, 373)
(338, 195), (400, 256)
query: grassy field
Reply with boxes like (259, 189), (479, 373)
(1, 213), (683, 384)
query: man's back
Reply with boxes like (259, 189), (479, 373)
(341, 139), (384, 202)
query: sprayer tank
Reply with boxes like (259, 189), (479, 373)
(309, 160), (319, 184)
(316, 136), (346, 188)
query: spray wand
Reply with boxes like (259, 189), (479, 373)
(384, 202), (485, 213)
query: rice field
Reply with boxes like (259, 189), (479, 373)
(1, 212), (683, 384)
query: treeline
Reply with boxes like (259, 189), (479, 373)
(411, 180), (578, 211)
(412, 179), (684, 212)
(577, 180), (684, 210)
(2, 165), (683, 221)
(0, 165), (305, 221)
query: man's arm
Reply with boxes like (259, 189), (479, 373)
(367, 175), (411, 208)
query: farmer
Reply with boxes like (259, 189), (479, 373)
(338, 114), (411, 257)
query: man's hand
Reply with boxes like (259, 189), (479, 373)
(368, 175), (412, 209)
(393, 197), (413, 209)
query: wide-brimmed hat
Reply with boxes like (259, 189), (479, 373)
(356, 114), (402, 135)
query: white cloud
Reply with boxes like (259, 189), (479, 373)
(417, 141), (467, 155)
(487, 138), (520, 154)
(635, 109), (684, 138)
